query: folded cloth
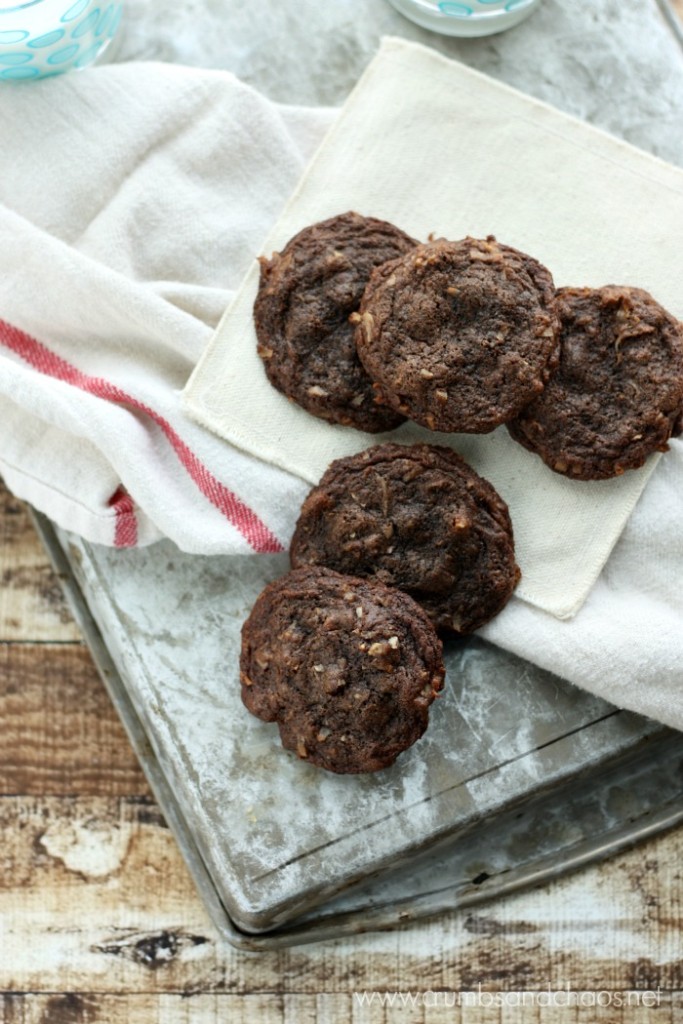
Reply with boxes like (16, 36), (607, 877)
(481, 443), (683, 730)
(0, 63), (333, 552)
(0, 48), (682, 732)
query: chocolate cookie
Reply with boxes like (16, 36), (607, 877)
(508, 286), (683, 479)
(254, 212), (416, 432)
(354, 236), (559, 433)
(290, 443), (520, 635)
(240, 566), (445, 774)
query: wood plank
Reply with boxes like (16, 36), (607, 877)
(0, 644), (149, 797)
(0, 482), (81, 643)
(0, 994), (314, 1024)
(2, 993), (679, 1024)
(0, 795), (213, 994)
(0, 794), (682, 995)
(671, 0), (683, 21)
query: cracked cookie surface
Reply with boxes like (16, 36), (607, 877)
(354, 236), (559, 433)
(240, 566), (444, 774)
(254, 211), (416, 432)
(290, 443), (520, 635)
(508, 285), (683, 479)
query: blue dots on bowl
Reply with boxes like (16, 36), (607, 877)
(0, 51), (32, 64)
(71, 7), (99, 38)
(61, 0), (91, 22)
(95, 4), (114, 37)
(47, 42), (80, 64)
(108, 4), (121, 36)
(0, 30), (30, 44)
(28, 29), (66, 48)
(0, 1), (122, 80)
(438, 1), (473, 15)
(0, 65), (40, 80)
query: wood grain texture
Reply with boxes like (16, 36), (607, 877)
(1, 995), (681, 1024)
(1, 456), (683, 1024)
(0, 786), (682, 998)
(0, 644), (149, 797)
(0, 487), (81, 643)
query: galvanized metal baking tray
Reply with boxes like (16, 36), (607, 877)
(34, 511), (683, 950)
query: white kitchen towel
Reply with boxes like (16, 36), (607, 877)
(0, 45), (682, 731)
(183, 37), (683, 620)
(0, 62), (333, 553)
(481, 440), (683, 730)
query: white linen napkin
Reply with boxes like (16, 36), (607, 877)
(0, 62), (333, 553)
(0, 46), (682, 731)
(183, 37), (683, 621)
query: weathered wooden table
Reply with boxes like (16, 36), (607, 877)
(2, 1), (683, 1020)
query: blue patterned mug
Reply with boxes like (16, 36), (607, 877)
(0, 0), (122, 80)
(387, 0), (541, 36)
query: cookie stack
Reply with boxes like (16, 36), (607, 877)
(254, 211), (683, 479)
(240, 441), (520, 774)
(240, 211), (683, 775)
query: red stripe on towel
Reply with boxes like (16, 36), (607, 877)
(0, 318), (283, 553)
(108, 486), (138, 548)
